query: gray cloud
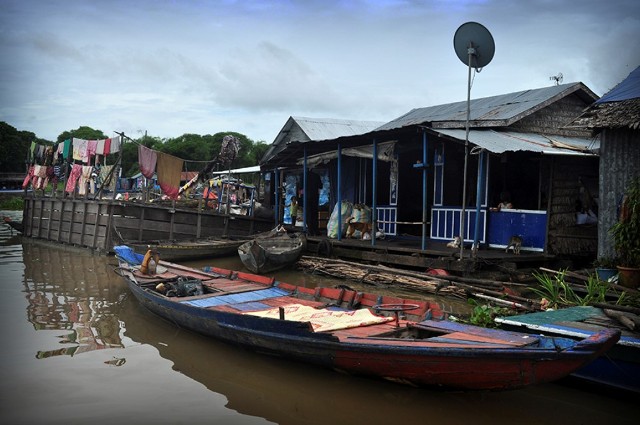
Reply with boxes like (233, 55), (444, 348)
(0, 0), (638, 144)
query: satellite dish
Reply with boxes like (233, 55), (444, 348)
(452, 22), (495, 260)
(453, 22), (495, 70)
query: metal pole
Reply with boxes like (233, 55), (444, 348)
(422, 130), (428, 251)
(337, 143), (342, 241)
(372, 138), (377, 246)
(472, 150), (486, 256)
(303, 146), (308, 234)
(459, 43), (474, 260)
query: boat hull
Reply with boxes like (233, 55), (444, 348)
(128, 239), (243, 261)
(238, 234), (304, 273)
(496, 306), (640, 394)
(123, 277), (619, 390)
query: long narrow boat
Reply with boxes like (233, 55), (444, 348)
(237, 232), (305, 273)
(3, 216), (23, 233)
(495, 306), (640, 394)
(126, 238), (245, 262)
(113, 245), (620, 391)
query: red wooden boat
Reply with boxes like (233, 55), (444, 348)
(113, 245), (619, 390)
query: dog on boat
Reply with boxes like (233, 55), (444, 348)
(446, 236), (461, 248)
(345, 217), (372, 239)
(505, 235), (522, 255)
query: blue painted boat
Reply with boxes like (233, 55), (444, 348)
(495, 306), (640, 394)
(113, 245), (620, 391)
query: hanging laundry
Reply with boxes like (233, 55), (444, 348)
(65, 164), (83, 194)
(156, 152), (183, 200)
(99, 165), (116, 192)
(29, 142), (37, 163)
(87, 140), (97, 158)
(103, 138), (111, 155)
(96, 139), (106, 155)
(44, 166), (55, 192)
(78, 166), (93, 196)
(22, 165), (35, 190)
(63, 139), (72, 160)
(72, 138), (88, 162)
(35, 145), (45, 164)
(34, 165), (47, 190)
(109, 136), (121, 153)
(138, 145), (157, 179)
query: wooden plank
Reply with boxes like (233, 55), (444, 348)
(196, 210), (202, 238)
(47, 199), (54, 240)
(92, 203), (102, 249)
(138, 208), (145, 241)
(68, 200), (76, 244)
(80, 200), (89, 247)
(105, 203), (115, 252)
(37, 198), (45, 238)
(56, 199), (64, 241)
(411, 320), (540, 345)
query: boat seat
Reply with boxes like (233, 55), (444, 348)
(180, 287), (290, 308)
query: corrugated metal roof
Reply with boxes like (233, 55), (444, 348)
(435, 129), (600, 155)
(377, 83), (594, 131)
(261, 116), (384, 166)
(292, 116), (385, 141)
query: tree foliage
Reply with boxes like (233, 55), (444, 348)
(0, 122), (49, 172)
(1, 121), (270, 177)
(56, 126), (108, 144)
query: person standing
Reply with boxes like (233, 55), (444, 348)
(290, 196), (298, 226)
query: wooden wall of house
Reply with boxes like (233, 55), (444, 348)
(509, 94), (594, 138)
(23, 197), (274, 253)
(546, 156), (599, 258)
(598, 128), (640, 258)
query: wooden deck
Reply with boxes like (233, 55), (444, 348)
(304, 234), (556, 275)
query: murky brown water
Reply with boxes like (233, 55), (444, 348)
(0, 209), (636, 425)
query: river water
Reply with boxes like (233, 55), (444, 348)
(0, 210), (636, 425)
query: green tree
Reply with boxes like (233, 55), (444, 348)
(56, 126), (108, 144)
(0, 121), (50, 172)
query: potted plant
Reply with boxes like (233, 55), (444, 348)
(610, 176), (640, 288)
(593, 255), (618, 282)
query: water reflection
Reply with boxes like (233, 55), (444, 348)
(2, 211), (637, 425)
(22, 241), (128, 359)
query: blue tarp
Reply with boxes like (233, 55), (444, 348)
(114, 245), (144, 265)
(596, 66), (640, 103)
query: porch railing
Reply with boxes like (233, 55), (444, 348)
(376, 206), (397, 236)
(430, 206), (486, 243)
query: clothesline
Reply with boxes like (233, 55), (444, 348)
(117, 131), (221, 165)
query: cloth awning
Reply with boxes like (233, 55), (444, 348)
(297, 141), (396, 167)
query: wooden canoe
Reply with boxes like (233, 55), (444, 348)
(237, 232), (305, 274)
(127, 238), (245, 262)
(114, 245), (620, 391)
(496, 305), (640, 394)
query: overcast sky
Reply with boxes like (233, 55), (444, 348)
(1, 0), (639, 145)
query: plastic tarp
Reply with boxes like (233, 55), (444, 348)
(327, 200), (353, 239)
(298, 141), (396, 167)
(114, 245), (144, 265)
(596, 66), (640, 104)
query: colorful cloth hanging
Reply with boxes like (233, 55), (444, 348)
(156, 152), (183, 200)
(138, 145), (157, 179)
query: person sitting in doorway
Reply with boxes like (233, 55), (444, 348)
(490, 191), (513, 211)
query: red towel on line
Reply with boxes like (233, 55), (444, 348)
(138, 145), (157, 179)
